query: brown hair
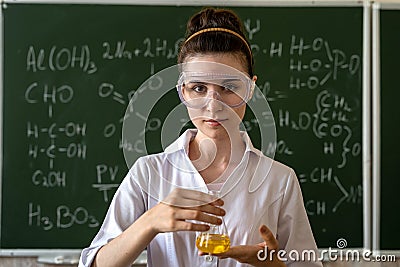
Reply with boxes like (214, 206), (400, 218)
(178, 7), (254, 77)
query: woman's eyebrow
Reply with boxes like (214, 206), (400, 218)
(187, 76), (242, 82)
(221, 78), (241, 83)
(185, 76), (243, 85)
(186, 80), (207, 84)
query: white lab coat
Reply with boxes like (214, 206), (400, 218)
(79, 130), (322, 267)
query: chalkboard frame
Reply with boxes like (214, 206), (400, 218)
(372, 2), (400, 256)
(0, 0), (372, 263)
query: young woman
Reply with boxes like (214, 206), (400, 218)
(79, 7), (322, 267)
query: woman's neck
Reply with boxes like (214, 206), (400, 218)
(188, 130), (245, 182)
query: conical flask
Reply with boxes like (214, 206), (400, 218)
(195, 190), (230, 254)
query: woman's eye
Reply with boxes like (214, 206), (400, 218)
(222, 83), (239, 91)
(191, 84), (207, 93)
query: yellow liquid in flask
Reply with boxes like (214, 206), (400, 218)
(196, 233), (230, 254)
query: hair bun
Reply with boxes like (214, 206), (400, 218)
(178, 7), (254, 77)
(187, 8), (244, 38)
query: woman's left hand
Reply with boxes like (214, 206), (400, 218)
(200, 225), (286, 267)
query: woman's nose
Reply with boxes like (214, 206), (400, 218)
(206, 97), (223, 112)
(207, 90), (220, 100)
(205, 91), (223, 111)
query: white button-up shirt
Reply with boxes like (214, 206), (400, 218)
(79, 130), (322, 267)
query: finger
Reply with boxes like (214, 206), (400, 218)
(199, 250), (229, 259)
(190, 203), (225, 217)
(171, 220), (211, 232)
(169, 199), (225, 217)
(256, 242), (265, 248)
(198, 251), (228, 260)
(215, 246), (260, 262)
(217, 245), (247, 258)
(162, 197), (210, 208)
(163, 189), (224, 208)
(159, 199), (225, 220)
(180, 189), (224, 206)
(259, 225), (278, 250)
(175, 209), (223, 225)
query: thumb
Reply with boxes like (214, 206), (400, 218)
(259, 225), (278, 250)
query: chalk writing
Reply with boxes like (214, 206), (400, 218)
(26, 45), (97, 74)
(20, 32), (362, 219)
(305, 200), (327, 216)
(92, 164), (120, 202)
(103, 41), (132, 60)
(101, 38), (183, 61)
(28, 203), (100, 231)
(25, 82), (74, 118)
(32, 170), (66, 188)
(27, 122), (87, 138)
(288, 35), (361, 90)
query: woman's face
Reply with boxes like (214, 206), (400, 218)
(182, 53), (256, 140)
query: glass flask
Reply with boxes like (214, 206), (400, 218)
(195, 190), (230, 254)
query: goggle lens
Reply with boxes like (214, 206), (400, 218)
(177, 72), (253, 108)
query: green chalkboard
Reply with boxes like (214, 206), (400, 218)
(1, 3), (363, 249)
(379, 8), (400, 250)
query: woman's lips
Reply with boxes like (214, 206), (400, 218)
(204, 119), (226, 126)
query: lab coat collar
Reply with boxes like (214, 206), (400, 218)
(164, 129), (262, 157)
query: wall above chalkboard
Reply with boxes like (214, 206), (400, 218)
(1, 2), (365, 252)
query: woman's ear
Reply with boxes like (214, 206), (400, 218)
(250, 75), (257, 98)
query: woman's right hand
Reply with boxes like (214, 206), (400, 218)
(144, 188), (225, 234)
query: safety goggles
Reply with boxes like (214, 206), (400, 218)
(176, 71), (255, 109)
